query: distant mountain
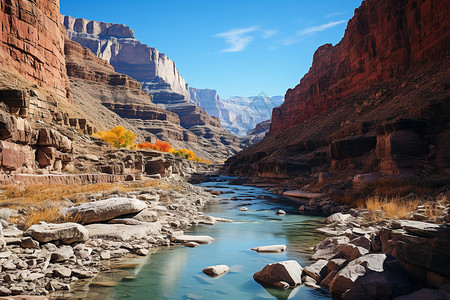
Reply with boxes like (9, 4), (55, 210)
(190, 88), (283, 137)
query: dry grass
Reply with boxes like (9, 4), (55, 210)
(360, 196), (419, 221)
(0, 178), (178, 229)
(422, 196), (448, 222)
(358, 195), (448, 222)
(23, 206), (62, 229)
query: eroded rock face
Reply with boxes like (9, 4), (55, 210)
(64, 33), (242, 162)
(380, 221), (450, 282)
(271, 0), (449, 134)
(224, 0), (450, 180)
(0, 0), (70, 100)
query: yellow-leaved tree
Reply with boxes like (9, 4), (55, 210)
(93, 126), (136, 148)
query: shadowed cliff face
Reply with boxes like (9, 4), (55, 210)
(225, 0), (450, 180)
(271, 0), (449, 135)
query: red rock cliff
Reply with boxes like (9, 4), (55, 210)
(271, 0), (449, 134)
(0, 0), (70, 99)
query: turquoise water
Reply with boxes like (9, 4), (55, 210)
(109, 178), (331, 300)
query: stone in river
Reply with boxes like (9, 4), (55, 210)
(251, 245), (287, 253)
(202, 265), (230, 277)
(253, 260), (303, 288)
(240, 207), (248, 211)
(171, 234), (214, 244)
(303, 259), (329, 283)
(276, 210), (286, 215)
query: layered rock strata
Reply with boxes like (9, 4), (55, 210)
(0, 0), (70, 100)
(63, 15), (190, 101)
(225, 0), (450, 180)
(271, 0), (449, 134)
(63, 16), (244, 161)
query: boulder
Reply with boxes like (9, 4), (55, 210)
(327, 258), (347, 273)
(253, 260), (303, 287)
(276, 210), (286, 215)
(132, 209), (158, 222)
(53, 266), (72, 278)
(202, 265), (230, 276)
(342, 268), (417, 300)
(349, 236), (371, 251)
(329, 254), (398, 296)
(85, 222), (161, 241)
(20, 236), (40, 249)
(335, 244), (369, 260)
(325, 213), (352, 224)
(321, 270), (338, 288)
(197, 215), (217, 225)
(63, 198), (147, 224)
(380, 222), (450, 278)
(251, 245), (286, 253)
(25, 222), (88, 244)
(303, 259), (329, 283)
(50, 245), (74, 262)
(312, 236), (350, 261)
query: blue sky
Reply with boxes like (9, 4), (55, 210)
(60, 0), (362, 99)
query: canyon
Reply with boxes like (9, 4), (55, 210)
(63, 16), (243, 162)
(225, 0), (450, 182)
(189, 88), (283, 137)
(0, 0), (448, 299)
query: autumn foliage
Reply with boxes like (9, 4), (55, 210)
(137, 140), (174, 152)
(93, 126), (136, 148)
(93, 126), (210, 164)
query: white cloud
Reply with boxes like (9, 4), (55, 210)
(298, 20), (346, 35)
(214, 26), (259, 52)
(262, 29), (277, 39)
(325, 12), (345, 18)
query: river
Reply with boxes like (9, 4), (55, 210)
(86, 177), (331, 300)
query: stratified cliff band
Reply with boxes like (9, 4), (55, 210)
(225, 0), (450, 180)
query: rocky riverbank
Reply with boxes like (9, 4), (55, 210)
(0, 177), (225, 298)
(238, 177), (450, 299)
(298, 211), (450, 299)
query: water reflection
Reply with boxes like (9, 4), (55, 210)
(93, 177), (331, 299)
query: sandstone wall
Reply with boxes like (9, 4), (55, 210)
(0, 0), (70, 100)
(271, 0), (449, 134)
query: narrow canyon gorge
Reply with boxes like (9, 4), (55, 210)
(0, 0), (448, 299)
